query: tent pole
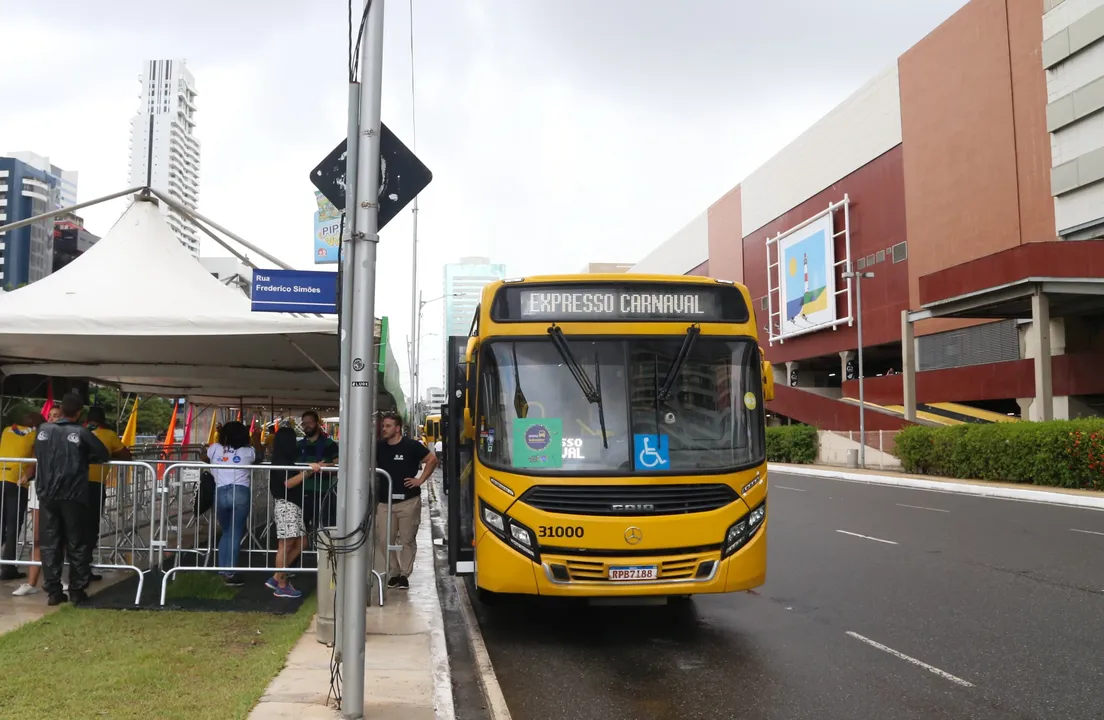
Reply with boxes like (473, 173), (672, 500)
(284, 336), (339, 387)
(192, 215), (255, 268)
(148, 189), (294, 271)
(0, 186), (145, 235)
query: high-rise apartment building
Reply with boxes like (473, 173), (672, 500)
(443, 256), (506, 338)
(128, 59), (201, 256)
(6, 151), (77, 208)
(0, 155), (60, 289)
(423, 386), (448, 414)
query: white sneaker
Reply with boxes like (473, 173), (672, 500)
(12, 584), (38, 596)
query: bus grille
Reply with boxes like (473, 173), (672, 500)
(519, 484), (738, 516)
(563, 555), (706, 581)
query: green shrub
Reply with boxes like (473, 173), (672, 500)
(895, 419), (1104, 490)
(766, 425), (819, 464)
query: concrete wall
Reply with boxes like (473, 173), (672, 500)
(1044, 0), (1104, 238)
(739, 64), (903, 237)
(628, 211), (708, 275)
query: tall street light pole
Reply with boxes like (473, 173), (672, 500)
(411, 292), (452, 428)
(842, 264), (875, 468)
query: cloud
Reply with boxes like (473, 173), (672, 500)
(1, 0), (970, 398)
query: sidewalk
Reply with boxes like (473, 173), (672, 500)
(0, 568), (133, 635)
(250, 495), (453, 719)
(771, 462), (1104, 509)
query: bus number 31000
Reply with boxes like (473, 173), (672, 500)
(538, 525), (585, 539)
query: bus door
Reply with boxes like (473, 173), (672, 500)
(446, 335), (476, 576)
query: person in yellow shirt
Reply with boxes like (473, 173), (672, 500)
(84, 407), (132, 581)
(1, 412), (43, 582)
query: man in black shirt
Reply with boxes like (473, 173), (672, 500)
(375, 412), (437, 590)
(34, 393), (109, 606)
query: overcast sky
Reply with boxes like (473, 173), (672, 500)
(1, 0), (969, 396)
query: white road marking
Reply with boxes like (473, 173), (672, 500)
(896, 503), (949, 513)
(846, 631), (975, 688)
(775, 485), (808, 492)
(836, 530), (898, 545)
(1071, 528), (1104, 537)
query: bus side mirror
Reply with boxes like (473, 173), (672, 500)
(762, 359), (774, 402)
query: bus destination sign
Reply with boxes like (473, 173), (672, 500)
(493, 283), (749, 323)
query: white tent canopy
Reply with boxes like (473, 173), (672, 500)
(0, 196), (340, 407)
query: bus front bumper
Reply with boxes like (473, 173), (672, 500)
(473, 519), (766, 598)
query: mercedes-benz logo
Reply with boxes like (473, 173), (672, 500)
(624, 526), (643, 545)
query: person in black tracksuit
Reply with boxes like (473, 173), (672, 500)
(33, 393), (109, 606)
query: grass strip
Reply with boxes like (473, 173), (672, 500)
(0, 597), (316, 719)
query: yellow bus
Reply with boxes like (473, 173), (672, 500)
(422, 414), (441, 446)
(444, 274), (774, 604)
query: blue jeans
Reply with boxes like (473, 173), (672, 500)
(215, 484), (251, 571)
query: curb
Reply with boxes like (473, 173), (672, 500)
(421, 497), (457, 720)
(455, 576), (512, 720)
(769, 464), (1104, 511)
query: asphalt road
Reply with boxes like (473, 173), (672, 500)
(467, 472), (1104, 720)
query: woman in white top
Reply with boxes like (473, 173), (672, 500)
(207, 421), (256, 587)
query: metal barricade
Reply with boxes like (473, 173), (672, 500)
(370, 468), (402, 607)
(157, 462), (339, 605)
(0, 456), (158, 605)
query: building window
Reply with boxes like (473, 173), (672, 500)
(875, 249), (885, 264)
(892, 241), (908, 263)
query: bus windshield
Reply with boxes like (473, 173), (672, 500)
(477, 336), (764, 474)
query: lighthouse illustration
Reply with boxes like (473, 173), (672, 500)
(803, 253), (809, 296)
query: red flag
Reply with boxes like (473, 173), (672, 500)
(249, 415), (257, 435)
(181, 404), (195, 446)
(41, 380), (54, 418)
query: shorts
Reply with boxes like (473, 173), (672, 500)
(27, 482), (39, 511)
(274, 499), (306, 540)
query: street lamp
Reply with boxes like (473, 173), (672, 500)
(841, 264), (874, 468)
(410, 292), (456, 428)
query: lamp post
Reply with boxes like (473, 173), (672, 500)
(410, 293), (453, 429)
(842, 264), (874, 468)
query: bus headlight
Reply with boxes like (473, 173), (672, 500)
(479, 498), (540, 561)
(481, 503), (505, 533)
(722, 501), (766, 558)
(510, 524), (532, 548)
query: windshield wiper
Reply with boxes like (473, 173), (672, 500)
(657, 324), (701, 403)
(547, 325), (608, 448)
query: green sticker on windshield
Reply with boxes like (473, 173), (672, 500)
(512, 418), (563, 469)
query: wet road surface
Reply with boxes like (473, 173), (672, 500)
(468, 472), (1104, 720)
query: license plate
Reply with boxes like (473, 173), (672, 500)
(608, 565), (657, 581)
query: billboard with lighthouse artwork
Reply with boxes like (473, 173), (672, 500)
(776, 213), (836, 339)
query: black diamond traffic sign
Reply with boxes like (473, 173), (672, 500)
(309, 123), (432, 231)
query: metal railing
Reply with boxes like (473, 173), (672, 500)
(0, 457), (158, 604)
(1, 457), (406, 607)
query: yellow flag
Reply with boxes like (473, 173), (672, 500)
(121, 398), (140, 446)
(206, 412), (218, 445)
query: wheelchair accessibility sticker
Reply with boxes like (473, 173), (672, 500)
(633, 434), (669, 470)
